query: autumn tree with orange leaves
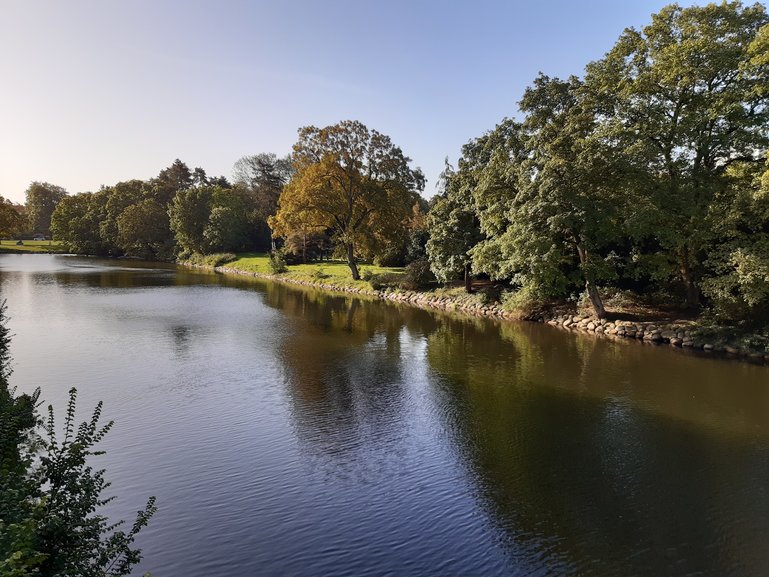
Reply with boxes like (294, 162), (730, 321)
(270, 120), (425, 279)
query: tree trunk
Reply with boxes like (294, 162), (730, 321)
(302, 232), (307, 264)
(585, 280), (606, 319)
(464, 263), (472, 293)
(576, 243), (606, 319)
(347, 243), (360, 280)
(678, 246), (700, 310)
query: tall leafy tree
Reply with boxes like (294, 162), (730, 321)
(25, 182), (67, 236)
(0, 197), (24, 239)
(149, 159), (194, 205)
(51, 193), (106, 254)
(700, 156), (769, 321)
(116, 200), (173, 260)
(270, 120), (425, 279)
(232, 153), (293, 220)
(168, 186), (214, 255)
(170, 185), (258, 254)
(98, 180), (148, 254)
(426, 159), (483, 291)
(508, 75), (628, 318)
(585, 1), (769, 308)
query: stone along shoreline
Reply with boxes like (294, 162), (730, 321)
(199, 262), (769, 365)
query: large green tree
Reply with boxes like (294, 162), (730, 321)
(25, 182), (67, 237)
(426, 159), (484, 292)
(169, 185), (257, 255)
(270, 120), (425, 279)
(501, 75), (628, 318)
(50, 193), (105, 254)
(0, 197), (24, 239)
(585, 1), (769, 308)
(98, 180), (148, 254)
(148, 159), (194, 205)
(116, 200), (173, 260)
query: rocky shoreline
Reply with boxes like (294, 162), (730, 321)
(201, 263), (769, 364)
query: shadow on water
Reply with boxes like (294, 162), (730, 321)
(242, 278), (769, 575)
(426, 318), (769, 575)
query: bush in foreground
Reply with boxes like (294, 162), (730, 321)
(0, 302), (156, 576)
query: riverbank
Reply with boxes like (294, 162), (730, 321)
(0, 240), (65, 254)
(182, 256), (769, 364)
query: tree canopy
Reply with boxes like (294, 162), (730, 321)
(25, 182), (67, 237)
(0, 197), (24, 238)
(270, 120), (425, 279)
(425, 0), (769, 320)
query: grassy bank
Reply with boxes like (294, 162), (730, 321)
(223, 253), (404, 291)
(183, 252), (769, 362)
(0, 240), (65, 253)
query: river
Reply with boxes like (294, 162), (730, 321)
(2, 254), (769, 576)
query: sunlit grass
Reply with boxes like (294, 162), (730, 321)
(0, 240), (65, 253)
(221, 252), (404, 290)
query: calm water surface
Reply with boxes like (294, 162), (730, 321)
(2, 254), (769, 576)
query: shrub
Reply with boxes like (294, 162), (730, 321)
(268, 249), (288, 274)
(0, 303), (156, 576)
(400, 259), (435, 290)
(368, 272), (402, 291)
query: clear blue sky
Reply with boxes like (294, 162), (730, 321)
(0, 0), (712, 204)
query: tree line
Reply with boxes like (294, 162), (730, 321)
(5, 1), (769, 324)
(428, 1), (769, 322)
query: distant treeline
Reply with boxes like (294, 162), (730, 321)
(3, 2), (768, 325)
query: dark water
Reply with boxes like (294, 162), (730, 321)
(2, 254), (769, 576)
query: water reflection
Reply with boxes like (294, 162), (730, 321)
(262, 284), (412, 471)
(3, 255), (769, 576)
(425, 316), (769, 575)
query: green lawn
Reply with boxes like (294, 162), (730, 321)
(223, 252), (404, 290)
(0, 240), (65, 253)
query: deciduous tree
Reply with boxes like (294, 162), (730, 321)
(271, 120), (424, 279)
(25, 182), (67, 236)
(116, 200), (172, 260)
(0, 197), (24, 239)
(585, 1), (769, 308)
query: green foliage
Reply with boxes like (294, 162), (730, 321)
(312, 266), (329, 280)
(584, 1), (769, 308)
(367, 272), (402, 291)
(232, 153), (293, 221)
(117, 200), (173, 260)
(169, 186), (214, 254)
(51, 193), (106, 255)
(30, 389), (157, 577)
(0, 304), (156, 577)
(0, 197), (24, 239)
(424, 1), (769, 322)
(268, 249), (288, 274)
(426, 160), (483, 283)
(25, 182), (68, 236)
(401, 259), (436, 290)
(270, 120), (425, 279)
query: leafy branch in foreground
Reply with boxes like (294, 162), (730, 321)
(0, 301), (156, 576)
(33, 388), (157, 577)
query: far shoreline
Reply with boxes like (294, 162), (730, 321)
(180, 257), (769, 367)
